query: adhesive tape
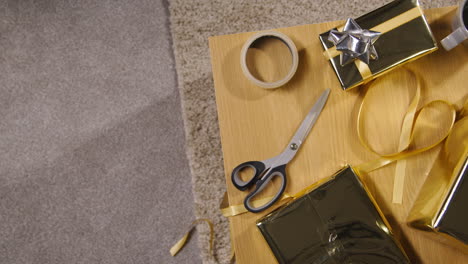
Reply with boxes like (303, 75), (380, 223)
(240, 31), (299, 89)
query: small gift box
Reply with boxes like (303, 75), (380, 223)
(257, 166), (410, 264)
(319, 0), (437, 90)
(408, 117), (468, 252)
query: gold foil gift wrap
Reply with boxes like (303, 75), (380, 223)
(408, 115), (468, 252)
(319, 0), (437, 90)
(256, 166), (410, 264)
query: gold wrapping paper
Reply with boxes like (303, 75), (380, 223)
(408, 115), (468, 252)
(256, 166), (410, 264)
(319, 0), (437, 90)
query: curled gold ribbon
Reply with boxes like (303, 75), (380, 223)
(408, 102), (468, 229)
(446, 100), (468, 167)
(355, 68), (457, 204)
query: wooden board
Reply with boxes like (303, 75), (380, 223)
(209, 6), (468, 264)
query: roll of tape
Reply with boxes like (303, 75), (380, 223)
(240, 31), (299, 89)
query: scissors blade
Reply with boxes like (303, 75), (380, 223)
(293, 88), (330, 145)
(276, 89), (330, 164)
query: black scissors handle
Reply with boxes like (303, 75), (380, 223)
(231, 161), (287, 213)
(231, 161), (266, 190)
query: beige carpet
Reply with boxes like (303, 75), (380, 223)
(168, 0), (456, 263)
(0, 1), (200, 264)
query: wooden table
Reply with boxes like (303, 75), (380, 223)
(209, 6), (468, 263)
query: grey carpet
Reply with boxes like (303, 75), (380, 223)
(0, 1), (199, 264)
(168, 0), (456, 263)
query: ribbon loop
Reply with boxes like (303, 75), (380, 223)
(356, 68), (457, 203)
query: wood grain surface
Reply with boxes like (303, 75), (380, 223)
(209, 6), (468, 264)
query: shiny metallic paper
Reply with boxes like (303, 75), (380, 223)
(257, 166), (410, 264)
(408, 154), (468, 252)
(319, 0), (437, 90)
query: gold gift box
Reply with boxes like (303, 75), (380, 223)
(319, 0), (437, 90)
(257, 166), (410, 264)
(408, 116), (468, 252)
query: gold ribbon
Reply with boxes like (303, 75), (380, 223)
(355, 60), (373, 81)
(221, 192), (293, 217)
(354, 68), (456, 204)
(221, 173), (342, 217)
(169, 218), (214, 257)
(433, 117), (468, 225)
(169, 206), (236, 263)
(408, 101), (468, 228)
(323, 6), (423, 80)
(446, 100), (468, 167)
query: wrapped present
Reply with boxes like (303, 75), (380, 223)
(408, 116), (468, 252)
(319, 0), (437, 90)
(256, 166), (410, 264)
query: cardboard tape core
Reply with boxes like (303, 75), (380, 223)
(240, 31), (299, 89)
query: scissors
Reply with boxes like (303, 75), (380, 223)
(231, 89), (331, 213)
